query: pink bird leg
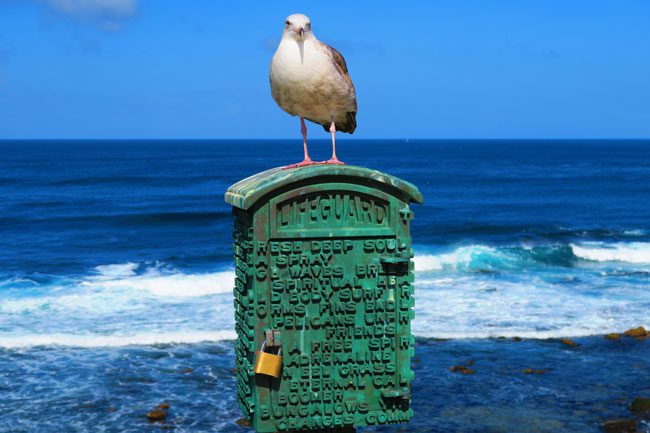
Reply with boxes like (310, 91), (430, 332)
(284, 117), (316, 169)
(323, 116), (344, 165)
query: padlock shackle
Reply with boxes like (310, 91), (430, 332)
(259, 339), (282, 356)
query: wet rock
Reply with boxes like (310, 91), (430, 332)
(512, 336), (522, 342)
(231, 367), (237, 374)
(179, 368), (193, 374)
(602, 418), (637, 433)
(235, 417), (252, 427)
(629, 397), (650, 414)
(561, 338), (579, 347)
(146, 403), (170, 422)
(523, 368), (546, 375)
(146, 410), (167, 422)
(623, 327), (647, 338)
(605, 333), (621, 340)
(449, 365), (475, 374)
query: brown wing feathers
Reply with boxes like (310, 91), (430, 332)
(324, 43), (349, 74)
(317, 42), (357, 134)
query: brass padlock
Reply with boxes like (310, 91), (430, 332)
(253, 340), (283, 378)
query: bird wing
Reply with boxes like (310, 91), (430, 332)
(318, 43), (355, 98)
(319, 42), (349, 75)
(316, 42), (357, 133)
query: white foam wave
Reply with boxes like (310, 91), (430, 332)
(94, 262), (139, 278)
(0, 269), (235, 314)
(413, 254), (444, 271)
(0, 263), (238, 348)
(413, 274), (650, 340)
(571, 242), (650, 264)
(0, 276), (40, 290)
(2, 250), (650, 348)
(0, 331), (237, 349)
(82, 269), (236, 298)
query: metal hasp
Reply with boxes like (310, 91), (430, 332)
(225, 164), (423, 433)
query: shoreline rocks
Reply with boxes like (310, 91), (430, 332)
(449, 365), (475, 374)
(623, 327), (647, 338)
(561, 338), (579, 347)
(146, 403), (170, 422)
(146, 410), (167, 422)
(235, 417), (252, 427)
(604, 333), (621, 340)
(602, 419), (637, 433)
(629, 397), (650, 414)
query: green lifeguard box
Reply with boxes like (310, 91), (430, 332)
(225, 165), (423, 432)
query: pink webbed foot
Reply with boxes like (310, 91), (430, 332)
(283, 158), (316, 169)
(321, 157), (345, 165)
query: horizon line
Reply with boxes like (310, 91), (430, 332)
(1, 138), (649, 141)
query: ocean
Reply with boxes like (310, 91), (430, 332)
(0, 139), (649, 432)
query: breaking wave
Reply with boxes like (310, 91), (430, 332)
(0, 263), (237, 348)
(570, 242), (650, 264)
(1, 241), (649, 348)
(414, 241), (650, 272)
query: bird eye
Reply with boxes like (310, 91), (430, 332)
(305, 23), (310, 29)
(285, 20), (290, 26)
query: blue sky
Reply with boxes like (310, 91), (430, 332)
(0, 1), (648, 139)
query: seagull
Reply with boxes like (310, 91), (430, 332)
(270, 13), (357, 167)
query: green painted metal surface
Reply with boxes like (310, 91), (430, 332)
(226, 164), (422, 432)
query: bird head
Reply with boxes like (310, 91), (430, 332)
(283, 14), (313, 42)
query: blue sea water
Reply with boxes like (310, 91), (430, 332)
(0, 139), (649, 432)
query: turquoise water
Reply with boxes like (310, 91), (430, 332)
(0, 140), (649, 431)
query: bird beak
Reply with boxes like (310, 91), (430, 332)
(298, 27), (304, 37)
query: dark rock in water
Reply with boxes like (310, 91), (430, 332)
(235, 417), (252, 427)
(146, 403), (170, 422)
(602, 419), (637, 433)
(146, 410), (167, 422)
(231, 367), (237, 374)
(179, 368), (193, 374)
(605, 333), (621, 340)
(623, 327), (647, 337)
(523, 368), (546, 375)
(512, 336), (522, 342)
(561, 338), (579, 347)
(449, 365), (475, 374)
(629, 397), (650, 413)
